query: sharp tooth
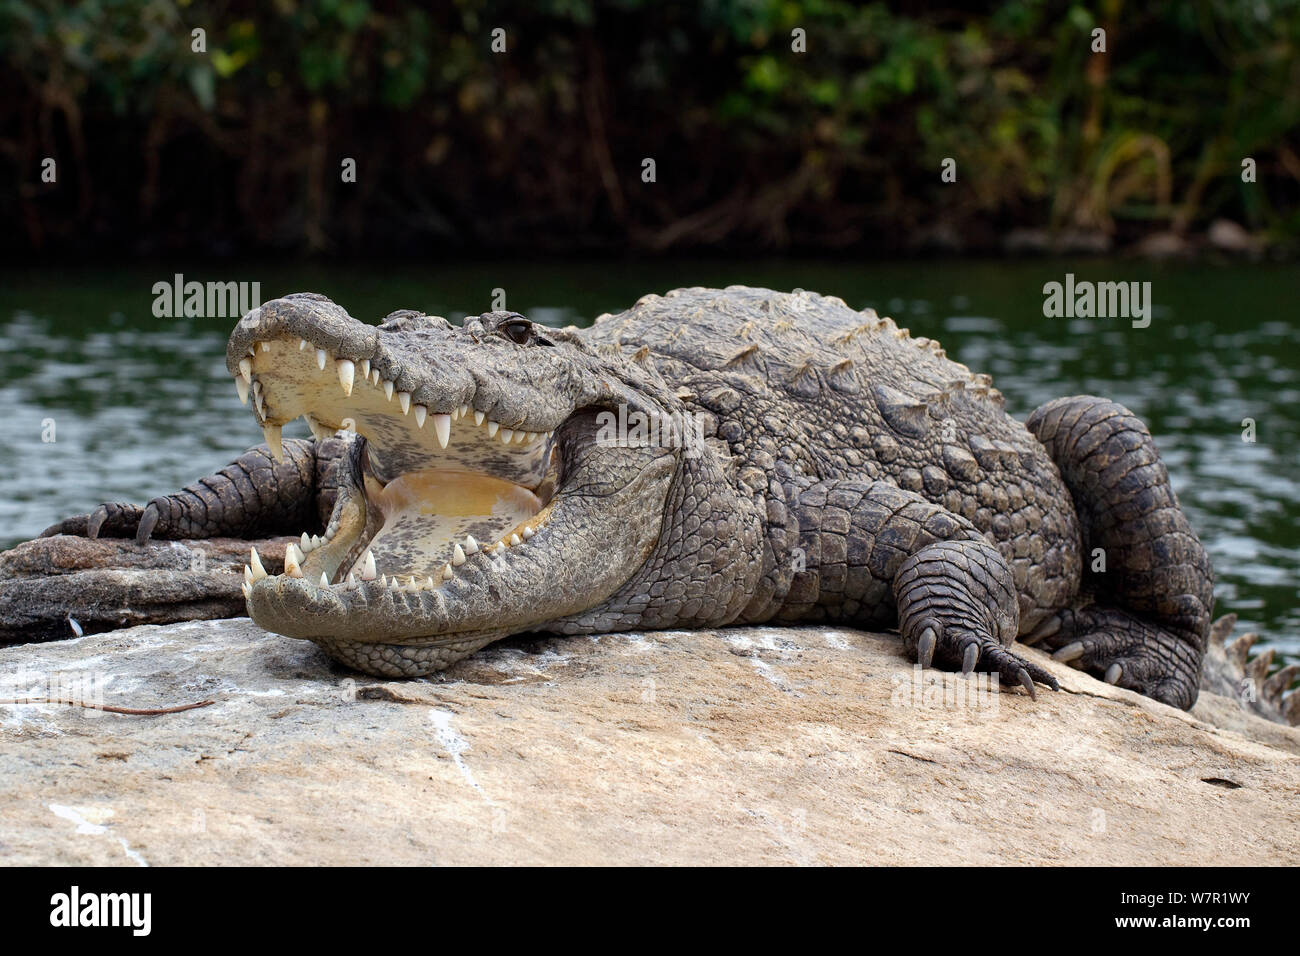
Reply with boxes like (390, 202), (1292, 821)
(379, 574), (388, 588)
(346, 572), (356, 585)
(244, 565), (254, 586)
(249, 547), (268, 580)
(433, 413), (450, 448)
(464, 534), (479, 555)
(474, 410), (485, 426)
(286, 542), (303, 565)
(500, 428), (514, 443)
(514, 430), (529, 444)
(398, 392), (411, 414)
(320, 572), (330, 587)
(426, 577), (436, 589)
(301, 532), (312, 551)
(312, 535), (322, 548)
(460, 405), (469, 418)
(305, 416), (333, 440)
(487, 420), (499, 437)
(316, 348), (328, 371)
(260, 341), (271, 353)
(441, 563), (454, 581)
(371, 367), (380, 385)
(238, 357), (252, 383)
(263, 424), (284, 461)
(359, 358), (370, 378)
(337, 359), (355, 396)
(452, 543), (466, 566)
(361, 550), (377, 580)
(284, 548), (302, 577)
(383, 380), (395, 401)
(509, 533), (521, 546)
(494, 541), (506, 556)
(522, 526), (534, 539)
(299, 339), (308, 351)
(253, 386), (265, 419)
(241, 582), (251, 600)
(235, 376), (249, 405)
(414, 405), (428, 429)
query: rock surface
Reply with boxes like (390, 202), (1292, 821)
(1, 618), (1297, 866)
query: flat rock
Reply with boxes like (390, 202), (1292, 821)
(1, 618), (1297, 865)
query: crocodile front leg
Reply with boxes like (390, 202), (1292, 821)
(1, 437), (349, 641)
(40, 438), (331, 543)
(768, 477), (1058, 695)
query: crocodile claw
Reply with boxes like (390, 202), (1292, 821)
(87, 506), (108, 539)
(135, 502), (160, 544)
(917, 626), (937, 668)
(1052, 641), (1085, 664)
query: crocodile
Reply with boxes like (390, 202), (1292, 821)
(22, 286), (1298, 720)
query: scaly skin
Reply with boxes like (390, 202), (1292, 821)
(31, 287), (1227, 711)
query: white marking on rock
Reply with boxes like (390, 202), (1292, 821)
(822, 631), (852, 651)
(429, 710), (485, 796)
(49, 803), (148, 866)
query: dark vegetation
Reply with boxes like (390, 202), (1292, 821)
(2, 0), (1298, 256)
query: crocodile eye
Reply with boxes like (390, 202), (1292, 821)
(500, 318), (533, 345)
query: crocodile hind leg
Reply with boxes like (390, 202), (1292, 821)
(1024, 396), (1213, 709)
(766, 478), (1057, 695)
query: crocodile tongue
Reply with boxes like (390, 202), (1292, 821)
(358, 469), (542, 582)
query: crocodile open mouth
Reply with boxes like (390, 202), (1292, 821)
(235, 334), (561, 597)
(224, 294), (676, 667)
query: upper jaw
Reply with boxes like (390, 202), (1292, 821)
(226, 294), (568, 475)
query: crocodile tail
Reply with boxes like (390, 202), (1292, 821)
(1201, 613), (1300, 726)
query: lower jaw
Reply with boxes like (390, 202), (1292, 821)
(246, 573), (510, 645)
(244, 466), (562, 645)
(245, 434), (677, 659)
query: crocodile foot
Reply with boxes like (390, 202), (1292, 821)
(895, 539), (1058, 698)
(910, 620), (1058, 699)
(1027, 605), (1203, 711)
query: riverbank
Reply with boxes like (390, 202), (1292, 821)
(3, 617), (1296, 865)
